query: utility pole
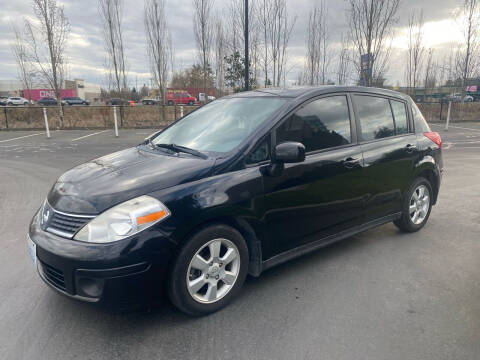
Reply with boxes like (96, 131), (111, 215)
(244, 0), (249, 91)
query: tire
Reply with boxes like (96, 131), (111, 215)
(7, 102), (13, 106)
(167, 100), (174, 106)
(168, 224), (249, 316)
(188, 101), (194, 106)
(394, 177), (433, 232)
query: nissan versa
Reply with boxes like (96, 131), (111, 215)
(28, 86), (443, 316)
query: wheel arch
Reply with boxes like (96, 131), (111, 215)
(413, 160), (440, 205)
(173, 215), (263, 277)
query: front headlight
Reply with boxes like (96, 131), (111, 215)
(74, 195), (170, 243)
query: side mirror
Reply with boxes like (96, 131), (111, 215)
(274, 142), (306, 163)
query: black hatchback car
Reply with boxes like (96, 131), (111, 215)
(28, 86), (443, 315)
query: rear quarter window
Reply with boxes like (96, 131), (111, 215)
(411, 102), (431, 133)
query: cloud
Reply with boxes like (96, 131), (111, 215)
(0, 0), (467, 88)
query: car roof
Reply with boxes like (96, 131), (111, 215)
(229, 85), (410, 101)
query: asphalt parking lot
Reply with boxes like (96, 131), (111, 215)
(1, 124), (479, 360)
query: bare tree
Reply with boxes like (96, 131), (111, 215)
(144, 0), (172, 105)
(456, 0), (480, 93)
(99, 0), (128, 93)
(304, 1), (330, 85)
(258, 0), (272, 86)
(214, 18), (226, 95)
(424, 48), (435, 97)
(267, 0), (296, 87)
(223, 0), (260, 87)
(405, 10), (425, 95)
(193, 0), (214, 96)
(337, 34), (351, 85)
(24, 0), (69, 122)
(347, 0), (400, 86)
(11, 24), (34, 101)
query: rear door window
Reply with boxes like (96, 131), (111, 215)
(354, 95), (395, 141)
(276, 95), (352, 153)
(390, 100), (409, 135)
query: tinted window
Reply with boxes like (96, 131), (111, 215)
(276, 95), (351, 152)
(355, 95), (395, 141)
(390, 100), (408, 134)
(411, 101), (431, 133)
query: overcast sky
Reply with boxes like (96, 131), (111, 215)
(0, 0), (467, 88)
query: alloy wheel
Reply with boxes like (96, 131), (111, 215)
(409, 184), (430, 225)
(186, 238), (240, 304)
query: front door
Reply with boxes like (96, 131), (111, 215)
(262, 94), (367, 254)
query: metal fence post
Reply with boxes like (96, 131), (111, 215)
(445, 101), (452, 131)
(43, 107), (50, 138)
(174, 104), (177, 120)
(113, 106), (119, 137)
(120, 106), (124, 127)
(4, 106), (7, 129)
(180, 105), (184, 118)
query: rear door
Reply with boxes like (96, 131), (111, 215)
(263, 94), (367, 254)
(352, 94), (418, 222)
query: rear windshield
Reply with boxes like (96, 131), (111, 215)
(153, 97), (287, 153)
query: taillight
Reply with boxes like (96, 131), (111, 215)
(424, 132), (442, 148)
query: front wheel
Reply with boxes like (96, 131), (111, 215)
(188, 100), (194, 106)
(168, 224), (249, 316)
(394, 177), (433, 232)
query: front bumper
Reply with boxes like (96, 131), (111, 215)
(29, 211), (175, 307)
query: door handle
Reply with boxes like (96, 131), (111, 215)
(405, 144), (417, 153)
(342, 157), (360, 169)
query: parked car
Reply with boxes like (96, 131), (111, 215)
(446, 93), (474, 102)
(28, 86), (443, 316)
(37, 97), (58, 106)
(198, 93), (216, 102)
(106, 98), (130, 106)
(3, 96), (30, 105)
(166, 91), (196, 106)
(141, 99), (158, 105)
(62, 97), (89, 106)
(0, 96), (8, 106)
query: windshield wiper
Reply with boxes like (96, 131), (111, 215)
(155, 143), (208, 159)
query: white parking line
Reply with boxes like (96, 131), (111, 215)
(0, 133), (44, 143)
(71, 130), (110, 142)
(431, 123), (480, 132)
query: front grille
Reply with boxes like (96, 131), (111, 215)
(42, 202), (95, 238)
(40, 261), (66, 290)
(47, 212), (91, 238)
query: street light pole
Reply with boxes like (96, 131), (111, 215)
(244, 0), (249, 91)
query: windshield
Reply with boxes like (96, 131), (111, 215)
(152, 97), (287, 153)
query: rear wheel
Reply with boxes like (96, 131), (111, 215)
(168, 224), (248, 316)
(394, 177), (433, 232)
(188, 100), (194, 106)
(167, 100), (174, 106)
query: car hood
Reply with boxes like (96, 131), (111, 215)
(47, 146), (215, 214)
